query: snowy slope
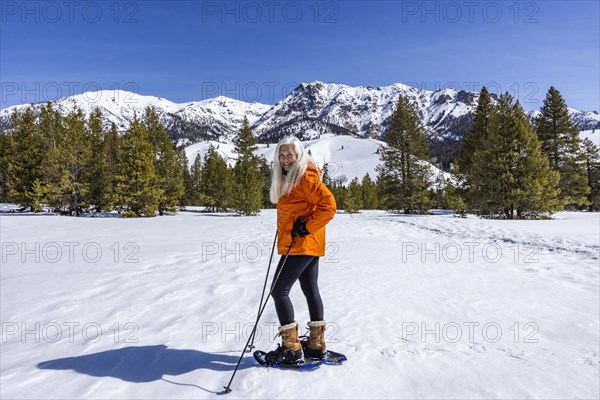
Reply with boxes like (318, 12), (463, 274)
(184, 135), (453, 186)
(580, 129), (600, 147)
(1, 210), (598, 399)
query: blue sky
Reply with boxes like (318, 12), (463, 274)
(1, 0), (598, 111)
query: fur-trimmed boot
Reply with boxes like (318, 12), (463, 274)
(264, 321), (303, 365)
(303, 320), (327, 358)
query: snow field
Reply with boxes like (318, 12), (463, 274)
(0, 210), (598, 398)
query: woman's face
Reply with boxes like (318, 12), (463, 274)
(278, 144), (297, 171)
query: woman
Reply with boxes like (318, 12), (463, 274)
(265, 135), (337, 366)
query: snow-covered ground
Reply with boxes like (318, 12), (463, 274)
(185, 134), (453, 186)
(580, 129), (600, 147)
(1, 210), (598, 399)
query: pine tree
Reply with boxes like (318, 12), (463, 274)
(114, 114), (161, 217)
(231, 117), (263, 216)
(260, 158), (274, 209)
(30, 179), (47, 212)
(361, 173), (379, 209)
(322, 163), (347, 209)
(376, 94), (432, 214)
(535, 87), (590, 209)
(430, 172), (448, 209)
(445, 182), (467, 217)
(432, 174), (467, 216)
(9, 108), (47, 211)
(328, 181), (347, 210)
(200, 145), (233, 212)
(60, 108), (93, 215)
(345, 177), (362, 213)
(581, 138), (600, 211)
(86, 108), (109, 212)
(469, 93), (561, 219)
(144, 107), (184, 215)
(322, 163), (332, 187)
(38, 102), (66, 212)
(459, 86), (493, 174)
(0, 129), (13, 202)
(187, 153), (203, 206)
(103, 122), (120, 210)
(178, 147), (193, 207)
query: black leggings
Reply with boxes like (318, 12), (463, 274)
(270, 255), (324, 326)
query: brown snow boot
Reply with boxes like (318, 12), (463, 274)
(264, 321), (303, 365)
(304, 320), (327, 358)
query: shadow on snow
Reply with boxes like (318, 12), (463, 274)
(37, 345), (252, 391)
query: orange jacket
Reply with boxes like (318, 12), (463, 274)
(276, 163), (337, 256)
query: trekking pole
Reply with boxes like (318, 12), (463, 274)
(247, 230), (278, 352)
(219, 237), (296, 395)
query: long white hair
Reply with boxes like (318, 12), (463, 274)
(269, 136), (314, 204)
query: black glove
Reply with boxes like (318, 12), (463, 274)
(291, 217), (310, 238)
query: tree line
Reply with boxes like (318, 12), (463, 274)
(1, 86), (599, 219)
(366, 86), (600, 218)
(0, 104), (270, 217)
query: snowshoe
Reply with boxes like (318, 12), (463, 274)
(253, 348), (321, 370)
(300, 337), (347, 365)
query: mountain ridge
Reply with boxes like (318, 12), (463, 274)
(2, 82), (598, 150)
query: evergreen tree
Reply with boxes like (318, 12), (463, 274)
(328, 181), (347, 210)
(114, 114), (161, 217)
(178, 147), (193, 207)
(37, 102), (65, 212)
(60, 108), (93, 215)
(231, 117), (263, 215)
(36, 103), (64, 212)
(361, 173), (379, 209)
(86, 108), (109, 212)
(376, 94), (432, 214)
(445, 181), (467, 217)
(469, 93), (561, 219)
(431, 174), (467, 216)
(0, 129), (13, 202)
(260, 158), (274, 209)
(535, 87), (590, 209)
(103, 122), (120, 210)
(144, 107), (184, 215)
(322, 163), (333, 187)
(322, 163), (347, 209)
(9, 108), (47, 211)
(459, 86), (493, 174)
(200, 145), (233, 212)
(430, 172), (449, 209)
(581, 138), (600, 211)
(345, 177), (362, 213)
(29, 179), (47, 212)
(187, 153), (203, 206)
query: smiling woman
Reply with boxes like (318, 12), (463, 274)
(264, 135), (337, 366)
(278, 145), (297, 172)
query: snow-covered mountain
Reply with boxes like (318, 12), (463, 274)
(0, 91), (271, 144)
(253, 82), (483, 143)
(1, 82), (598, 147)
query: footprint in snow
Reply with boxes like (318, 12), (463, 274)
(467, 343), (486, 353)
